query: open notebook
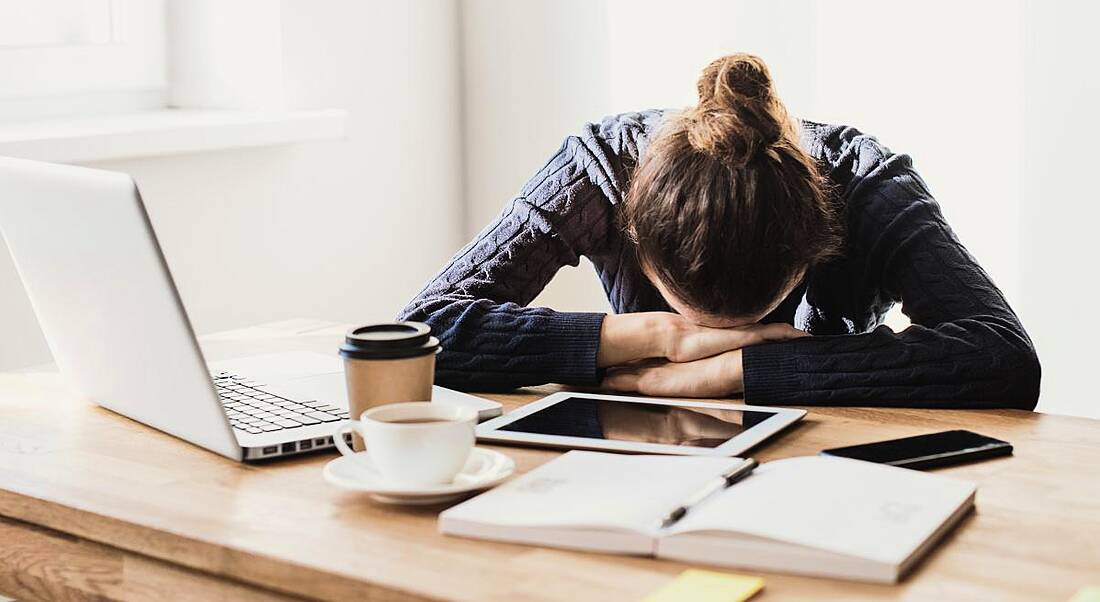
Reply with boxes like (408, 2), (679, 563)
(439, 451), (976, 583)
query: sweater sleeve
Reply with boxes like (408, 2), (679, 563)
(742, 130), (1041, 409)
(398, 133), (619, 391)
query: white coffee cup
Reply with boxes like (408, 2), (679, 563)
(332, 401), (477, 486)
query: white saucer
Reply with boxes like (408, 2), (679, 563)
(323, 447), (515, 505)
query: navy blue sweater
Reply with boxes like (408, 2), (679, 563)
(399, 110), (1040, 409)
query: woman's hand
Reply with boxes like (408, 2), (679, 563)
(597, 312), (805, 367)
(661, 316), (806, 363)
(597, 312), (674, 367)
(602, 350), (745, 398)
(597, 315), (807, 397)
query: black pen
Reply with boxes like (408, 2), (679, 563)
(659, 458), (759, 529)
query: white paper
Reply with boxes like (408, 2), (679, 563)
(441, 451), (745, 533)
(668, 455), (976, 564)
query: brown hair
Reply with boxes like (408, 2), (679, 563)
(624, 53), (840, 319)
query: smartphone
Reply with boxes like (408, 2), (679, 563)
(820, 430), (1012, 470)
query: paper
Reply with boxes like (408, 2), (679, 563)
(668, 455), (976, 565)
(643, 569), (763, 602)
(441, 451), (742, 532)
(1070, 586), (1100, 602)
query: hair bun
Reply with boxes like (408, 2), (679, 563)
(685, 53), (792, 165)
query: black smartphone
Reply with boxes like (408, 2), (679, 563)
(820, 430), (1013, 470)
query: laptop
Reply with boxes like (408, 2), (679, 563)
(0, 157), (499, 462)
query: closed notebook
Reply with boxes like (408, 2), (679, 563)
(439, 451), (976, 583)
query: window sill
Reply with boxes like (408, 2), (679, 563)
(0, 108), (347, 163)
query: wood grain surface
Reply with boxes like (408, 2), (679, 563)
(0, 320), (1097, 601)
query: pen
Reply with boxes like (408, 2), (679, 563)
(659, 458), (758, 529)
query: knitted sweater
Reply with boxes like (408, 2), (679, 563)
(398, 110), (1040, 409)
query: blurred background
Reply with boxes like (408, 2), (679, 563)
(1, 0), (1096, 418)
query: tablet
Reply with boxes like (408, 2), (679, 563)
(475, 392), (805, 456)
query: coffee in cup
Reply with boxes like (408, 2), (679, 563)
(333, 402), (477, 486)
(339, 322), (441, 451)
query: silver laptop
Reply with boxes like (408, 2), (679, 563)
(0, 157), (499, 462)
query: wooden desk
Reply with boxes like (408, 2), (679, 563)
(1, 320), (1098, 601)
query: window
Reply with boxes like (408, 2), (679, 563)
(0, 0), (166, 120)
(0, 0), (344, 162)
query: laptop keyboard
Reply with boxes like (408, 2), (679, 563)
(211, 371), (349, 434)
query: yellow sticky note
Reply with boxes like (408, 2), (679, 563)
(1070, 586), (1100, 602)
(643, 569), (764, 602)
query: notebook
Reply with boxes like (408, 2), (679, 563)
(439, 451), (976, 583)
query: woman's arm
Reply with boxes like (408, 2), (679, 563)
(739, 131), (1040, 409)
(398, 133), (615, 391)
(597, 313), (805, 368)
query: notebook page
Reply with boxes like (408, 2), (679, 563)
(442, 451), (744, 533)
(666, 455), (976, 564)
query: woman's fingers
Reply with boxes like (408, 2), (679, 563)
(603, 351), (743, 398)
(602, 367), (641, 392)
(672, 321), (807, 362)
(604, 365), (671, 395)
(754, 322), (809, 342)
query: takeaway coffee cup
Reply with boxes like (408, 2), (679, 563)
(338, 322), (441, 451)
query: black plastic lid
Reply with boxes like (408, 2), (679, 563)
(338, 322), (440, 360)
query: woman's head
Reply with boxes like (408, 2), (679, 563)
(624, 53), (840, 327)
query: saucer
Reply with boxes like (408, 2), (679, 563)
(323, 447), (515, 505)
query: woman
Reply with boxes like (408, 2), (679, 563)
(399, 54), (1040, 409)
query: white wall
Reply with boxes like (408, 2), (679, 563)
(462, 0), (1024, 313)
(459, 0), (1096, 418)
(0, 0), (465, 368)
(1018, 2), (1100, 419)
(460, 0), (616, 313)
(4, 1), (1096, 419)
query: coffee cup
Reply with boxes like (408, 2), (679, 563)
(332, 402), (477, 486)
(339, 322), (441, 451)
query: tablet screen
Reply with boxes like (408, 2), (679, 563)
(498, 397), (776, 448)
